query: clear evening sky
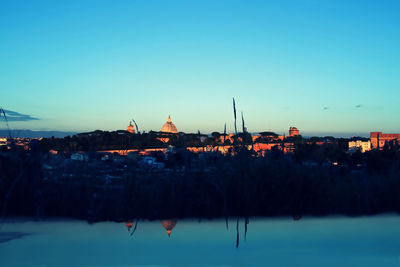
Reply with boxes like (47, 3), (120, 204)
(1, 0), (399, 136)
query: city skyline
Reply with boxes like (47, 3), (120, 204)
(1, 0), (399, 135)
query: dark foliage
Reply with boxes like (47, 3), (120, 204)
(1, 143), (400, 222)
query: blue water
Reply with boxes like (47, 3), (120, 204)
(1, 215), (400, 266)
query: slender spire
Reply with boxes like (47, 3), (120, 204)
(233, 98), (237, 135)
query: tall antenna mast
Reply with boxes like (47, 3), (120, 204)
(0, 108), (12, 139)
(223, 122), (226, 144)
(132, 118), (140, 134)
(233, 97), (237, 135)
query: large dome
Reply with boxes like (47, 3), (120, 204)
(161, 116), (178, 133)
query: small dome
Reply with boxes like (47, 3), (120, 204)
(161, 116), (178, 133)
(127, 121), (135, 134)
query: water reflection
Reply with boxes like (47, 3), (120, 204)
(125, 221), (133, 232)
(125, 220), (138, 236)
(0, 231), (30, 244)
(3, 216), (400, 266)
(124, 218), (249, 246)
(124, 218), (249, 245)
(161, 219), (177, 237)
(293, 215), (302, 221)
(125, 219), (178, 238)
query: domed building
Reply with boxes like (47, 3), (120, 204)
(161, 116), (178, 133)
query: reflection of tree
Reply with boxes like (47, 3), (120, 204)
(234, 217), (250, 248)
(236, 217), (239, 248)
(161, 219), (177, 237)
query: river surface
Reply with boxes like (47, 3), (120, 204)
(1, 215), (400, 266)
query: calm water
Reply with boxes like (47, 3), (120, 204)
(1, 215), (400, 267)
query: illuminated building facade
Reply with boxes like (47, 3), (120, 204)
(127, 121), (135, 134)
(289, 127), (300, 136)
(370, 132), (400, 149)
(348, 140), (371, 153)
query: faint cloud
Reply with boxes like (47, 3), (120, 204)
(0, 109), (39, 121)
(355, 104), (363, 108)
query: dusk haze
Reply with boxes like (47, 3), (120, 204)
(1, 0), (399, 135)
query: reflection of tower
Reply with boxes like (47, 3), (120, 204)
(127, 121), (135, 134)
(125, 221), (133, 232)
(161, 219), (177, 237)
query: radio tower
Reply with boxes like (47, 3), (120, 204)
(0, 107), (12, 139)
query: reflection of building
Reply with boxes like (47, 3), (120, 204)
(370, 132), (400, 149)
(127, 122), (135, 134)
(161, 116), (178, 133)
(125, 221), (133, 232)
(161, 219), (177, 237)
(289, 127), (300, 136)
(348, 140), (371, 153)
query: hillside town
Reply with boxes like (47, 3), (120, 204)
(1, 113), (400, 222)
(1, 116), (399, 168)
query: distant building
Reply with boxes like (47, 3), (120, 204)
(289, 127), (300, 136)
(370, 132), (400, 149)
(161, 116), (178, 133)
(127, 121), (135, 134)
(348, 140), (371, 153)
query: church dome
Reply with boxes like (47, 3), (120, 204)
(161, 116), (178, 133)
(127, 121), (135, 134)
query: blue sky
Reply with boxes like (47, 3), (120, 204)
(1, 0), (399, 135)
